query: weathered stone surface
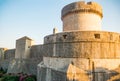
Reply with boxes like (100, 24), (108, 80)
(38, 57), (120, 81)
(15, 36), (33, 59)
(61, 1), (103, 31)
(7, 59), (29, 74)
(51, 69), (66, 81)
(1, 1), (120, 81)
(4, 36), (43, 75)
(3, 31), (119, 80)
(37, 63), (47, 81)
(7, 58), (42, 75)
(4, 49), (15, 60)
(37, 61), (89, 81)
(43, 31), (120, 58)
(62, 1), (102, 18)
(42, 57), (120, 71)
(0, 59), (10, 70)
(115, 43), (120, 58)
(44, 31), (120, 44)
(0, 48), (7, 60)
(0, 44), (44, 75)
(30, 45), (44, 58)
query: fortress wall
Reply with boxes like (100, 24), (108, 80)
(43, 57), (120, 71)
(30, 45), (44, 59)
(0, 60), (10, 70)
(44, 31), (120, 43)
(0, 49), (15, 70)
(2, 44), (44, 60)
(0, 44), (44, 73)
(44, 31), (120, 58)
(4, 49), (15, 60)
(7, 59), (41, 75)
(0, 48), (7, 60)
(1, 44), (44, 60)
(44, 57), (89, 71)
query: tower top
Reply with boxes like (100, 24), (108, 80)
(61, 1), (103, 31)
(61, 1), (103, 20)
(16, 36), (33, 41)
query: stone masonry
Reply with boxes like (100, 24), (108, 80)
(62, 1), (103, 31)
(37, 1), (120, 81)
(0, 1), (120, 81)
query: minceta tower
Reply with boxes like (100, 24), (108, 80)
(1, 1), (120, 81)
(37, 1), (120, 81)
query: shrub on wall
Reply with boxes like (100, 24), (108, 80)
(2, 75), (19, 81)
(24, 77), (36, 81)
(0, 72), (36, 81)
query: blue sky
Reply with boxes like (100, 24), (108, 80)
(0, 0), (120, 49)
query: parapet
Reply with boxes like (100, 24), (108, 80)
(61, 1), (103, 19)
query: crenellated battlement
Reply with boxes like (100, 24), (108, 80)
(62, 1), (103, 19)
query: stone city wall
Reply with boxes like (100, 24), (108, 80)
(7, 59), (41, 75)
(38, 57), (120, 81)
(43, 57), (120, 71)
(0, 49), (15, 70)
(4, 49), (15, 60)
(30, 45), (44, 59)
(44, 31), (120, 58)
(0, 44), (44, 74)
(2, 44), (44, 60)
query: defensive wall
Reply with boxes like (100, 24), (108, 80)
(0, 1), (120, 81)
(38, 31), (120, 81)
(0, 44), (44, 75)
(1, 31), (120, 74)
(44, 31), (120, 58)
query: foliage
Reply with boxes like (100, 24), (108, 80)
(24, 76), (36, 81)
(0, 68), (7, 78)
(0, 72), (36, 81)
(0, 68), (7, 74)
(0, 78), (4, 81)
(2, 75), (19, 81)
(20, 75), (36, 81)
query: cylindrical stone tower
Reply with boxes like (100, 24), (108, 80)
(38, 1), (120, 81)
(62, 1), (103, 31)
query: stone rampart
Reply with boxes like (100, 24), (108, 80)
(38, 57), (120, 81)
(0, 44), (44, 75)
(30, 45), (44, 59)
(43, 57), (120, 71)
(44, 31), (120, 58)
(4, 49), (15, 60)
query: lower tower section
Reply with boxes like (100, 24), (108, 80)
(37, 31), (120, 81)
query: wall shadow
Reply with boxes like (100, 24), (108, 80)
(87, 67), (120, 81)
